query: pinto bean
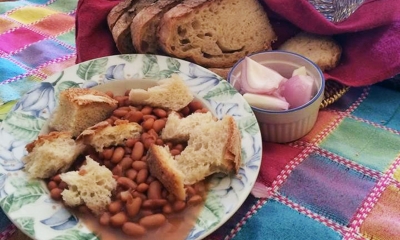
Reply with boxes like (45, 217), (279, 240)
(141, 106), (153, 115)
(126, 197), (142, 217)
(113, 108), (129, 118)
(118, 177), (138, 190)
(110, 212), (128, 227)
(147, 181), (162, 199)
(188, 101), (203, 112)
(131, 142), (144, 161)
(162, 204), (173, 214)
(125, 169), (138, 180)
(119, 157), (133, 171)
(153, 108), (167, 118)
(132, 161), (147, 171)
(139, 214), (166, 229)
(99, 212), (111, 226)
(152, 119), (166, 133)
(105, 91), (114, 98)
(143, 114), (157, 121)
(172, 200), (186, 212)
(142, 118), (155, 131)
(50, 188), (63, 200)
(102, 148), (114, 160)
(111, 147), (125, 164)
(142, 199), (168, 209)
(180, 106), (190, 117)
(127, 111), (143, 123)
(136, 169), (149, 184)
(188, 195), (203, 206)
(47, 181), (57, 190)
(122, 222), (146, 237)
(112, 165), (123, 177)
(136, 183), (149, 193)
(125, 138), (138, 148)
(170, 149), (181, 156)
(108, 200), (123, 214)
(132, 191), (147, 201)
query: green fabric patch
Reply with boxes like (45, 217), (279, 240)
(320, 117), (400, 172)
(56, 29), (75, 47)
(47, 0), (78, 13)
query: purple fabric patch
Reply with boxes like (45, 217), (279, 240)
(12, 39), (74, 69)
(0, 27), (44, 53)
(278, 153), (377, 225)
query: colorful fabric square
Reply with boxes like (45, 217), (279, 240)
(56, 30), (76, 47)
(352, 85), (400, 131)
(0, 76), (41, 103)
(0, 58), (26, 83)
(0, 27), (45, 53)
(38, 56), (76, 76)
(47, 0), (79, 13)
(232, 199), (342, 240)
(301, 111), (341, 142)
(7, 6), (56, 24)
(31, 13), (75, 36)
(393, 166), (400, 181)
(12, 39), (74, 69)
(360, 185), (400, 239)
(278, 153), (377, 225)
(0, 1), (27, 15)
(328, 87), (365, 112)
(259, 143), (303, 187)
(0, 17), (20, 33)
(320, 117), (400, 172)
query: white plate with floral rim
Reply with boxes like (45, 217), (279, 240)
(0, 54), (262, 240)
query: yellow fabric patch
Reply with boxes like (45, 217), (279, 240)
(8, 6), (57, 24)
(393, 166), (400, 181)
(0, 17), (19, 33)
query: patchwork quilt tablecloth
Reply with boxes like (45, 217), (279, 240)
(0, 0), (399, 239)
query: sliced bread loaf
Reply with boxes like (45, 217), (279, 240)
(158, 0), (276, 68)
(107, 0), (136, 32)
(24, 131), (85, 179)
(111, 0), (158, 53)
(77, 119), (142, 152)
(278, 32), (342, 71)
(48, 88), (118, 137)
(147, 115), (241, 200)
(131, 0), (182, 53)
(129, 74), (194, 111)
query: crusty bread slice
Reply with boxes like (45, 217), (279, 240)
(161, 111), (215, 142)
(48, 88), (118, 137)
(131, 0), (182, 54)
(77, 119), (142, 152)
(60, 156), (117, 215)
(23, 131), (85, 179)
(147, 115), (241, 200)
(111, 0), (158, 53)
(278, 32), (342, 71)
(129, 74), (193, 111)
(107, 0), (136, 32)
(146, 145), (186, 200)
(158, 0), (276, 68)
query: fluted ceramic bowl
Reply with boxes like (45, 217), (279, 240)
(228, 50), (325, 143)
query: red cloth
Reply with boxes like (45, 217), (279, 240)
(75, 0), (400, 87)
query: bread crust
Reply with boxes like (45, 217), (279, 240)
(158, 0), (276, 68)
(26, 131), (72, 153)
(147, 145), (186, 200)
(131, 0), (182, 53)
(224, 116), (241, 174)
(107, 0), (136, 32)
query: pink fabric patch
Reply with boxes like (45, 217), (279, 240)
(31, 13), (75, 36)
(0, 27), (45, 53)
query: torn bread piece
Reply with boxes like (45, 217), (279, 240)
(129, 74), (193, 111)
(77, 119), (142, 152)
(147, 115), (241, 200)
(60, 156), (117, 215)
(23, 131), (85, 179)
(49, 88), (118, 137)
(161, 111), (216, 142)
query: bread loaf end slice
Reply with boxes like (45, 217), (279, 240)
(158, 0), (276, 68)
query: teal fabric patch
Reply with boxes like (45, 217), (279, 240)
(0, 76), (39, 103)
(232, 199), (342, 240)
(352, 85), (400, 131)
(0, 58), (27, 83)
(47, 0), (78, 13)
(56, 29), (76, 47)
(320, 117), (400, 172)
(0, 1), (28, 15)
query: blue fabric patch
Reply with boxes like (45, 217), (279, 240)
(0, 58), (27, 83)
(329, 86), (365, 112)
(278, 153), (377, 225)
(352, 85), (400, 131)
(233, 199), (342, 240)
